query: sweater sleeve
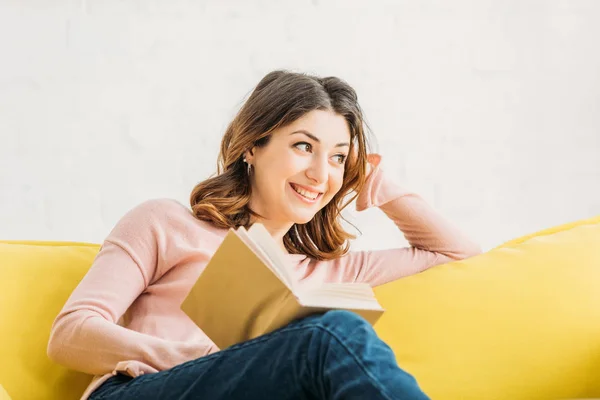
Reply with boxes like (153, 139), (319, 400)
(47, 199), (216, 376)
(326, 156), (482, 287)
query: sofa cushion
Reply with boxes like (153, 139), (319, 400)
(0, 241), (100, 400)
(373, 215), (600, 399)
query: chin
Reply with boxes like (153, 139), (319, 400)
(292, 207), (326, 225)
(292, 216), (315, 225)
(286, 202), (328, 226)
(286, 210), (316, 225)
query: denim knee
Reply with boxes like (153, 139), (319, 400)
(309, 310), (380, 342)
(317, 310), (373, 330)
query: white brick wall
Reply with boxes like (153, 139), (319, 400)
(1, 0), (599, 252)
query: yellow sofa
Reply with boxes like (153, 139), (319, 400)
(0, 241), (100, 400)
(1, 215), (600, 399)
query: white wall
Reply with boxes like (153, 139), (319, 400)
(1, 0), (599, 252)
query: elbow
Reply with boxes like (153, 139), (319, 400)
(444, 242), (483, 262)
(47, 330), (63, 365)
(47, 317), (70, 366)
(47, 314), (75, 367)
(459, 242), (484, 260)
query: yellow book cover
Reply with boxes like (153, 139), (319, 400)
(181, 224), (384, 350)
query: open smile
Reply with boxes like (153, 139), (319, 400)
(289, 183), (323, 203)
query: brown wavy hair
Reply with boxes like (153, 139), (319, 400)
(190, 70), (372, 261)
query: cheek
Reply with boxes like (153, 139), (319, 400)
(257, 156), (293, 190)
(328, 170), (345, 196)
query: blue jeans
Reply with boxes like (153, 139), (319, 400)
(90, 310), (430, 400)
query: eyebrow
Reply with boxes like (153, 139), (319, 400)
(290, 130), (350, 148)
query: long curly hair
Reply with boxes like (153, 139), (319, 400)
(190, 70), (372, 261)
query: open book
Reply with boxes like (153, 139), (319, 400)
(180, 223), (384, 350)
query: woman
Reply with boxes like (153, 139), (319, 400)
(48, 70), (481, 400)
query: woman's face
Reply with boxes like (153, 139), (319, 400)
(246, 110), (351, 228)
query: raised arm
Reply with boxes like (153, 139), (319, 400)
(47, 199), (216, 376)
(326, 155), (481, 287)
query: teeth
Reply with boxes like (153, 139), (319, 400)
(292, 185), (319, 200)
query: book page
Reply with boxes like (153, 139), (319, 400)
(246, 224), (295, 289)
(298, 283), (384, 311)
(235, 227), (290, 288)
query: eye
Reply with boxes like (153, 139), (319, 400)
(332, 154), (347, 165)
(294, 142), (312, 152)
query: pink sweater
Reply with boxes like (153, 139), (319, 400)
(47, 159), (481, 399)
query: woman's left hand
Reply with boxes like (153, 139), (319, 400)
(365, 154), (381, 179)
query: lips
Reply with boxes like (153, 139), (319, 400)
(289, 183), (322, 201)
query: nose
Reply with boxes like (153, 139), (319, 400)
(306, 154), (328, 185)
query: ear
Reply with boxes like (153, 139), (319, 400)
(243, 147), (256, 164)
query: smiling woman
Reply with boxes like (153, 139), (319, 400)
(47, 70), (481, 400)
(190, 70), (371, 260)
